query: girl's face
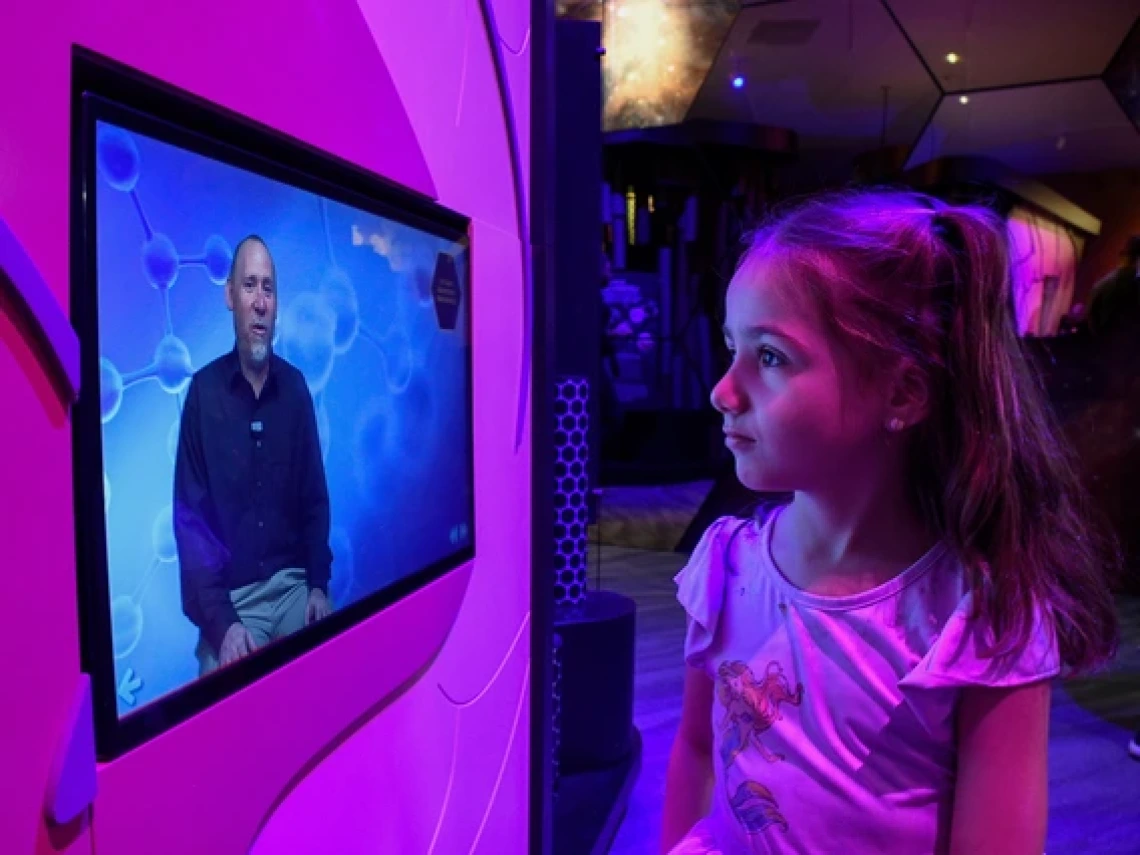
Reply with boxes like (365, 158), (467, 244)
(712, 260), (891, 493)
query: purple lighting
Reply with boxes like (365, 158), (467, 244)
(732, 75), (745, 89)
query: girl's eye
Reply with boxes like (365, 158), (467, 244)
(759, 346), (786, 368)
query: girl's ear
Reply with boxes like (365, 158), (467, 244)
(886, 359), (931, 430)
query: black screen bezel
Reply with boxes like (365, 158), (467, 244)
(70, 49), (476, 760)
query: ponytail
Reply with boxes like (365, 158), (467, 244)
(921, 204), (1119, 672)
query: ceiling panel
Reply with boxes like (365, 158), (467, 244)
(604, 0), (1140, 176)
(688, 0), (939, 150)
(887, 0), (1140, 92)
(1105, 15), (1140, 126)
(907, 80), (1140, 174)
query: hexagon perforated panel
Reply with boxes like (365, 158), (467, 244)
(553, 377), (590, 606)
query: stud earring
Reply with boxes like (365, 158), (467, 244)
(887, 418), (905, 432)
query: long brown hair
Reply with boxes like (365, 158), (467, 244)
(740, 188), (1119, 674)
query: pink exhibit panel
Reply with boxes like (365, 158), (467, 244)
(0, 0), (536, 853)
(1006, 205), (1084, 337)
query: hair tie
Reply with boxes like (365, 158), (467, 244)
(931, 212), (965, 255)
(928, 211), (965, 333)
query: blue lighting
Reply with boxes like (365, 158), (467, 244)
(732, 75), (745, 89)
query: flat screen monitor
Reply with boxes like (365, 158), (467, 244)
(71, 55), (474, 757)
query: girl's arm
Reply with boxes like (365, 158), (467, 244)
(950, 679), (1052, 855)
(661, 664), (716, 854)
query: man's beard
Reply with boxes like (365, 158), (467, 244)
(249, 340), (270, 366)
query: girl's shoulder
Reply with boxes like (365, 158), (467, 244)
(673, 506), (784, 672)
(686, 499), (787, 564)
(900, 583), (1061, 695)
(678, 503), (781, 585)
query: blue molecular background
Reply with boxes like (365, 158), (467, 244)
(93, 119), (473, 716)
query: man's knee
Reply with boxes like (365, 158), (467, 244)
(275, 583), (308, 638)
(196, 637), (220, 677)
(266, 568), (309, 639)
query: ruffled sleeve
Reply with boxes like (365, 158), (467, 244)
(899, 590), (1060, 736)
(674, 516), (742, 673)
(900, 591), (1060, 691)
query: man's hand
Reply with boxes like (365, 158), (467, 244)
(306, 588), (332, 625)
(219, 622), (256, 666)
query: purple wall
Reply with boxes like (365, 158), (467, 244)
(0, 0), (533, 852)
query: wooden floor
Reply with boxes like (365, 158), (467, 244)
(594, 481), (714, 553)
(597, 543), (1140, 855)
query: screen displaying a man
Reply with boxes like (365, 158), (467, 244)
(174, 235), (333, 675)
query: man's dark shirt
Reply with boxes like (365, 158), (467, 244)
(174, 348), (331, 653)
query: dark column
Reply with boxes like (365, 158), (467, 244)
(553, 19), (603, 497)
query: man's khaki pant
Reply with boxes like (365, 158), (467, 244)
(196, 566), (308, 676)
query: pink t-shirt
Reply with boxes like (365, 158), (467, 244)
(670, 508), (1059, 855)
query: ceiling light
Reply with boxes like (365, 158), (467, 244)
(959, 95), (969, 105)
(946, 52), (960, 64)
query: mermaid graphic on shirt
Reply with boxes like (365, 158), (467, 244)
(716, 659), (804, 835)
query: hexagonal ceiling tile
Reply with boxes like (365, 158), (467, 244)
(889, 0), (1139, 92)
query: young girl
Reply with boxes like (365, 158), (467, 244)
(661, 189), (1120, 855)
